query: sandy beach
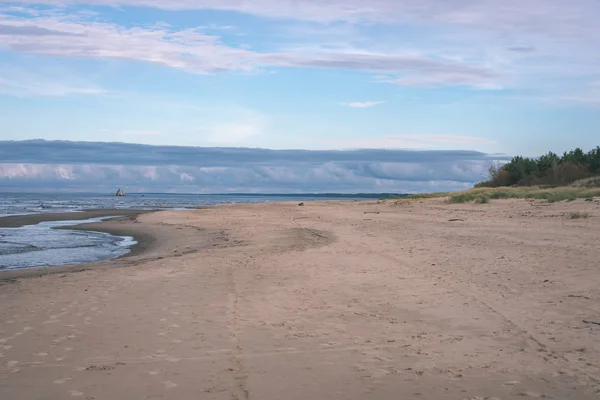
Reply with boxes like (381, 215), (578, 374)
(1, 199), (600, 399)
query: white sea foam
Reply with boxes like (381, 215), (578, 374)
(0, 216), (136, 271)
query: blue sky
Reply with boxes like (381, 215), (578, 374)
(0, 1), (599, 192)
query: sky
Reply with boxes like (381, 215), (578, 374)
(0, 1), (599, 192)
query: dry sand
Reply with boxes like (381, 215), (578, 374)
(1, 199), (600, 399)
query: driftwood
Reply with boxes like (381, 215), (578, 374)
(583, 320), (600, 326)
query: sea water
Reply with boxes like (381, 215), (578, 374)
(0, 192), (383, 216)
(0, 217), (136, 271)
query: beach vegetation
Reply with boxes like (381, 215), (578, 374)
(567, 211), (590, 219)
(476, 146), (600, 188)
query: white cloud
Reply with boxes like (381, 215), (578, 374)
(2, 1), (599, 98)
(388, 72), (502, 90)
(0, 9), (500, 89)
(9, 0), (600, 42)
(344, 101), (384, 108)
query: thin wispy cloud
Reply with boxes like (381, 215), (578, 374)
(319, 135), (498, 150)
(0, 68), (107, 97)
(506, 46), (536, 53)
(123, 130), (161, 136)
(0, 9), (501, 89)
(10, 0), (600, 41)
(344, 101), (384, 108)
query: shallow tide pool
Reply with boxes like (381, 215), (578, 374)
(0, 217), (136, 271)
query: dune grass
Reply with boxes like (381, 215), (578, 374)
(567, 211), (590, 219)
(406, 186), (600, 204)
(572, 176), (600, 188)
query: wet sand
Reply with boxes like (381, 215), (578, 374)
(1, 199), (600, 399)
(0, 209), (151, 228)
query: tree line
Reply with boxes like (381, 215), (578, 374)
(477, 146), (600, 187)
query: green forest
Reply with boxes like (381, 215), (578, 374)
(478, 146), (600, 187)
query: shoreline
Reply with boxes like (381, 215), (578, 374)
(0, 209), (158, 280)
(0, 209), (154, 228)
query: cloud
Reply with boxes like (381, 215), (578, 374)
(0, 23), (79, 36)
(555, 96), (600, 107)
(506, 46), (536, 53)
(0, 8), (500, 89)
(9, 0), (600, 41)
(123, 130), (161, 136)
(320, 135), (498, 150)
(0, 140), (506, 193)
(389, 72), (501, 90)
(199, 109), (268, 145)
(0, 140), (505, 166)
(0, 68), (107, 97)
(2, 1), (598, 101)
(344, 101), (384, 108)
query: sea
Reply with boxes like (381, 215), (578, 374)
(0, 192), (387, 271)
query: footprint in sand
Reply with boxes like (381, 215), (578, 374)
(462, 397), (502, 400)
(163, 381), (178, 389)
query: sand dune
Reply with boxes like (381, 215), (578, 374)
(1, 199), (600, 399)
